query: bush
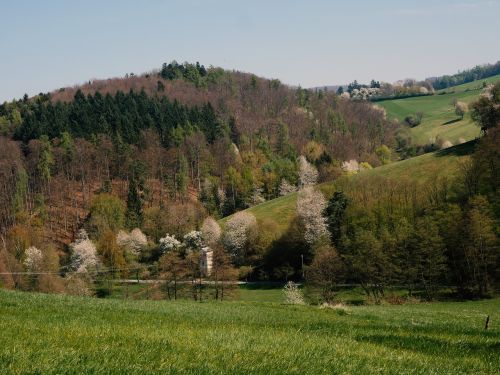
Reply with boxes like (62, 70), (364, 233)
(404, 112), (423, 127)
(95, 285), (112, 298)
(283, 281), (305, 305)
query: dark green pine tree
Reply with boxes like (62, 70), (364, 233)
(325, 191), (348, 247)
(126, 177), (142, 229)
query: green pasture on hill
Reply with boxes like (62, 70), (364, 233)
(376, 74), (500, 145)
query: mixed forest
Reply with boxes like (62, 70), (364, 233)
(0, 61), (498, 302)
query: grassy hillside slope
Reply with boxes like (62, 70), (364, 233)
(223, 141), (474, 235)
(376, 74), (500, 145)
(347, 140), (474, 181)
(1, 290), (498, 374)
(436, 74), (500, 93)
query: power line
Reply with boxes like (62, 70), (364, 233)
(0, 263), (157, 276)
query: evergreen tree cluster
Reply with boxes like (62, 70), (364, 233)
(160, 61), (207, 83)
(430, 61), (500, 90)
(13, 89), (224, 146)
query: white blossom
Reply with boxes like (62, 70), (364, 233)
(217, 187), (226, 211)
(283, 281), (305, 305)
(481, 84), (495, 99)
(183, 230), (204, 250)
(279, 179), (297, 196)
(201, 217), (222, 246)
(231, 142), (240, 157)
(222, 211), (257, 263)
(350, 87), (380, 100)
(251, 186), (266, 205)
(341, 159), (360, 173)
(116, 228), (147, 255)
(159, 234), (181, 253)
(70, 229), (98, 273)
(441, 140), (453, 149)
(298, 155), (318, 188)
(296, 187), (329, 246)
(24, 246), (43, 272)
(455, 101), (468, 118)
(116, 230), (130, 247)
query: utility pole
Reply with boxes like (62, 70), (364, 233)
(301, 254), (304, 280)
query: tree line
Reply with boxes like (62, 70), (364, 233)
(429, 61), (500, 90)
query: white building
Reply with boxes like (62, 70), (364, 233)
(200, 247), (213, 276)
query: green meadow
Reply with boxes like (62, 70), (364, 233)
(376, 74), (500, 145)
(0, 289), (498, 374)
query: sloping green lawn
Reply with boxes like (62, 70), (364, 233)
(376, 75), (500, 145)
(350, 140), (475, 181)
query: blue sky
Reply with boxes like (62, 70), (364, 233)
(1, 0), (499, 101)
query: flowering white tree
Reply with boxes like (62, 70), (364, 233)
(201, 217), (221, 246)
(283, 281), (305, 305)
(116, 230), (130, 248)
(298, 155), (318, 188)
(455, 101), (468, 119)
(350, 87), (381, 100)
(222, 211), (257, 264)
(341, 159), (360, 173)
(441, 140), (453, 149)
(481, 84), (494, 99)
(296, 187), (329, 246)
(183, 230), (203, 251)
(159, 234), (182, 253)
(116, 228), (147, 256)
(279, 179), (297, 196)
(70, 229), (98, 273)
(24, 246), (43, 272)
(251, 185), (266, 205)
(217, 187), (226, 211)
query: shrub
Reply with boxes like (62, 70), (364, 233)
(404, 112), (423, 127)
(283, 281), (305, 305)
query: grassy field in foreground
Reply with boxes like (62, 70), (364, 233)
(376, 74), (500, 145)
(0, 290), (498, 374)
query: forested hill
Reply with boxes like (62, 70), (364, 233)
(11, 61), (397, 162)
(0, 61), (397, 248)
